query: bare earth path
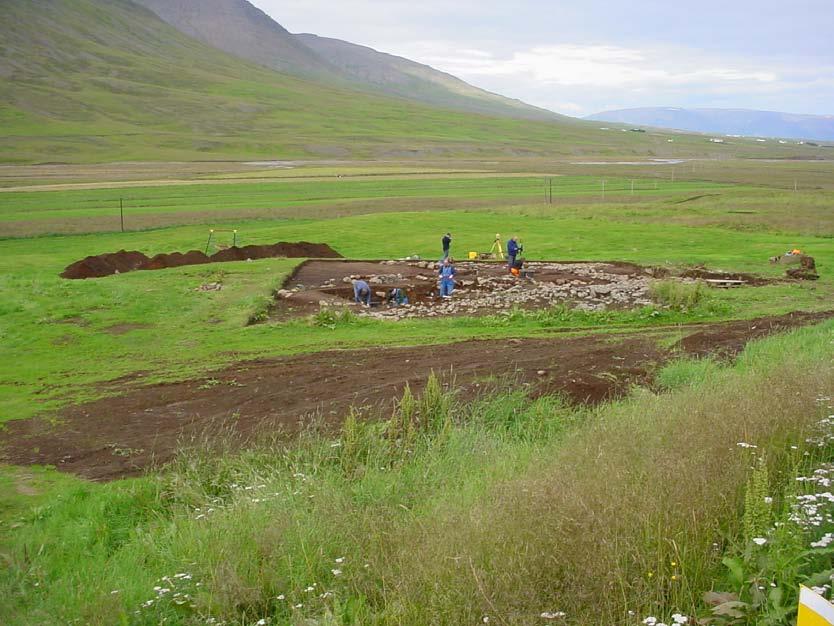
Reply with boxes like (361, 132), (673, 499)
(1, 311), (831, 481)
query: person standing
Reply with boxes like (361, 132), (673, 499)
(441, 232), (452, 260)
(438, 258), (457, 298)
(353, 279), (371, 306)
(507, 236), (520, 271)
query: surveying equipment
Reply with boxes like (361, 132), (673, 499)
(205, 229), (238, 254)
(488, 233), (505, 260)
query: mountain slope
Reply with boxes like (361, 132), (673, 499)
(0, 0), (605, 163)
(587, 107), (834, 141)
(128, 0), (343, 82)
(131, 0), (560, 121)
(1, 0), (818, 164)
(295, 33), (561, 121)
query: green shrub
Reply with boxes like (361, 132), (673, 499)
(312, 307), (358, 329)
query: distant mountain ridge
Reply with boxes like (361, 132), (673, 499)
(129, 0), (343, 82)
(586, 107), (834, 141)
(131, 0), (561, 121)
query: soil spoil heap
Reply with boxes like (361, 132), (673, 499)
(61, 242), (342, 279)
(60, 250), (150, 279)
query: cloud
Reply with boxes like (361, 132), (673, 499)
(254, 0), (834, 115)
(407, 43), (780, 89)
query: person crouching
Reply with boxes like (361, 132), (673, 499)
(387, 287), (409, 306)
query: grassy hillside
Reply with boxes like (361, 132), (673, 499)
(130, 0), (344, 82)
(132, 0), (560, 121)
(293, 33), (562, 121)
(0, 0), (824, 164)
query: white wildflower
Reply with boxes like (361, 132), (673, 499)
(331, 569), (342, 576)
(672, 613), (688, 624)
(752, 537), (767, 546)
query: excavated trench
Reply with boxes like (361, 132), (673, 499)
(268, 259), (773, 321)
(2, 310), (832, 481)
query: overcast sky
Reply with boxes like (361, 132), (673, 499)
(253, 0), (833, 117)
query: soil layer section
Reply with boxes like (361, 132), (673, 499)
(1, 310), (831, 481)
(60, 242), (342, 279)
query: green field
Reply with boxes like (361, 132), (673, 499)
(0, 174), (737, 236)
(2, 161), (834, 625)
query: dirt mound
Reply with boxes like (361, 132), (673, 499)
(60, 250), (150, 279)
(142, 250), (211, 270)
(679, 268), (770, 286)
(275, 242), (342, 258)
(2, 310), (832, 481)
(210, 242), (342, 262)
(786, 256), (819, 280)
(61, 242), (342, 279)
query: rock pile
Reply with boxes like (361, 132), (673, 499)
(331, 261), (656, 320)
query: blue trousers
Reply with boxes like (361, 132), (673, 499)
(440, 279), (454, 297)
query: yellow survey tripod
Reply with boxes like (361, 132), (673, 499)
(489, 233), (505, 260)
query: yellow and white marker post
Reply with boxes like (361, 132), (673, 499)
(798, 585), (834, 626)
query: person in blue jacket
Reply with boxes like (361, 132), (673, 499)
(507, 235), (520, 271)
(353, 279), (371, 306)
(438, 258), (457, 298)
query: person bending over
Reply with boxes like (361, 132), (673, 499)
(353, 279), (371, 306)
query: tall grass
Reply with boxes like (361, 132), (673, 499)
(650, 279), (708, 311)
(1, 322), (833, 625)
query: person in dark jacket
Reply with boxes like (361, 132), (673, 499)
(441, 232), (452, 260)
(507, 236), (520, 271)
(353, 279), (371, 306)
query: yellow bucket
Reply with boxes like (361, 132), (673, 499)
(468, 251), (478, 260)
